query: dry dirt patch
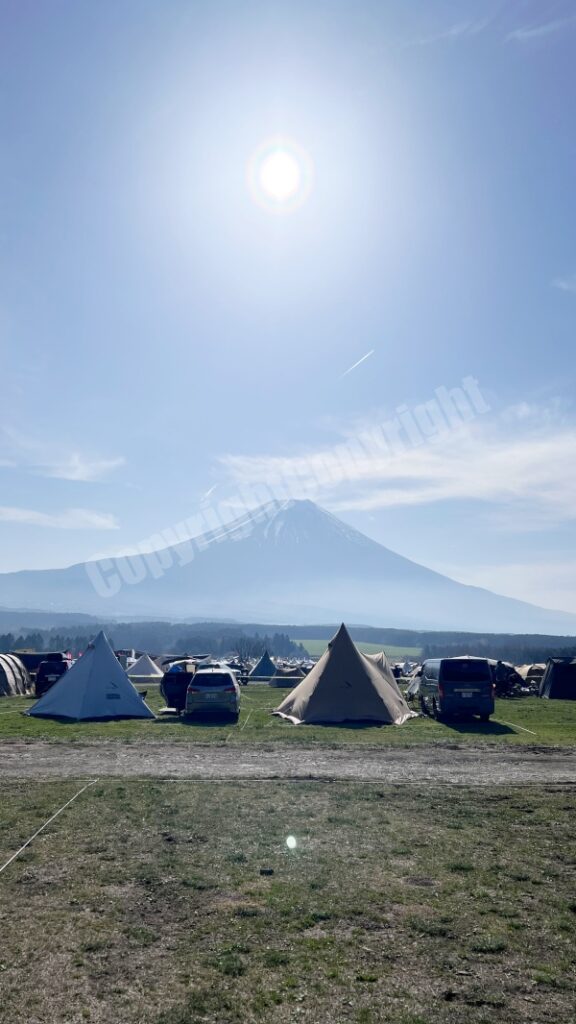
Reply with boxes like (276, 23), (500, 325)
(0, 740), (575, 784)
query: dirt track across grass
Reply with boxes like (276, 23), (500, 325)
(2, 741), (576, 784)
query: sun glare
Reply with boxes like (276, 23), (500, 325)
(248, 137), (313, 212)
(260, 150), (301, 201)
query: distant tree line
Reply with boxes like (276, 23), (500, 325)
(175, 631), (304, 659)
(420, 641), (576, 664)
(0, 633), (46, 654)
(0, 624), (305, 659)
(3, 619), (575, 665)
(235, 624), (576, 661)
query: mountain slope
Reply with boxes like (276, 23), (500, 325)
(0, 499), (574, 633)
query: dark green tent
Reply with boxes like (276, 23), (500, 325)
(269, 664), (305, 688)
(250, 651), (276, 680)
(539, 658), (576, 700)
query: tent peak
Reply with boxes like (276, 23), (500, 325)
(329, 623), (355, 648)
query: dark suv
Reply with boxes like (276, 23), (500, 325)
(35, 660), (69, 697)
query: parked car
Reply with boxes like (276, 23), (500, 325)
(35, 659), (69, 697)
(160, 660), (196, 712)
(417, 658), (495, 721)
(184, 666), (240, 722)
(12, 650), (71, 682)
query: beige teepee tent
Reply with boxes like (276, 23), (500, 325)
(273, 624), (415, 725)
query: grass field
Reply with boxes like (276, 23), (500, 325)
(1, 689), (576, 746)
(296, 639), (422, 659)
(0, 780), (575, 1023)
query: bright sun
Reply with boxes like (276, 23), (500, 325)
(248, 137), (313, 212)
(259, 150), (301, 201)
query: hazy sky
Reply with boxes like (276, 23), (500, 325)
(1, 0), (576, 612)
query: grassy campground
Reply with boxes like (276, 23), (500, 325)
(1, 686), (576, 746)
(1, 780), (575, 1024)
(2, 685), (575, 1024)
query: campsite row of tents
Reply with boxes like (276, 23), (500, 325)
(19, 625), (417, 725)
(3, 629), (576, 721)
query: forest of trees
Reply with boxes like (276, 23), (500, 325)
(2, 619), (575, 666)
(420, 640), (576, 664)
(0, 623), (305, 659)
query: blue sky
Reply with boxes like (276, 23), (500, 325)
(1, 0), (576, 613)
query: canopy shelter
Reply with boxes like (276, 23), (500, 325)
(0, 654), (30, 696)
(28, 631), (155, 720)
(250, 650), (276, 680)
(128, 654), (163, 680)
(539, 658), (576, 700)
(274, 624), (416, 725)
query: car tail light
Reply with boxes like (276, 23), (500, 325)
(224, 686), (236, 692)
(187, 686), (200, 693)
(438, 683), (444, 698)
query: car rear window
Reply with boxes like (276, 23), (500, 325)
(193, 672), (234, 687)
(39, 663), (66, 676)
(441, 660), (491, 682)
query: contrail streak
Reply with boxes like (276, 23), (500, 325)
(340, 349), (375, 378)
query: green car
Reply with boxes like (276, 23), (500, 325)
(184, 667), (240, 721)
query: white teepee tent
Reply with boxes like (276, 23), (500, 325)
(28, 631), (155, 720)
(128, 654), (163, 680)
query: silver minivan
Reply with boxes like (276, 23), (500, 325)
(417, 658), (495, 721)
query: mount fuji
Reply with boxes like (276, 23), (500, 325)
(0, 499), (574, 633)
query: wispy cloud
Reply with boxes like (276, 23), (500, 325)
(407, 19), (491, 47)
(0, 507), (119, 530)
(552, 272), (576, 294)
(219, 403), (576, 527)
(0, 428), (125, 482)
(507, 15), (576, 42)
(40, 453), (126, 482)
